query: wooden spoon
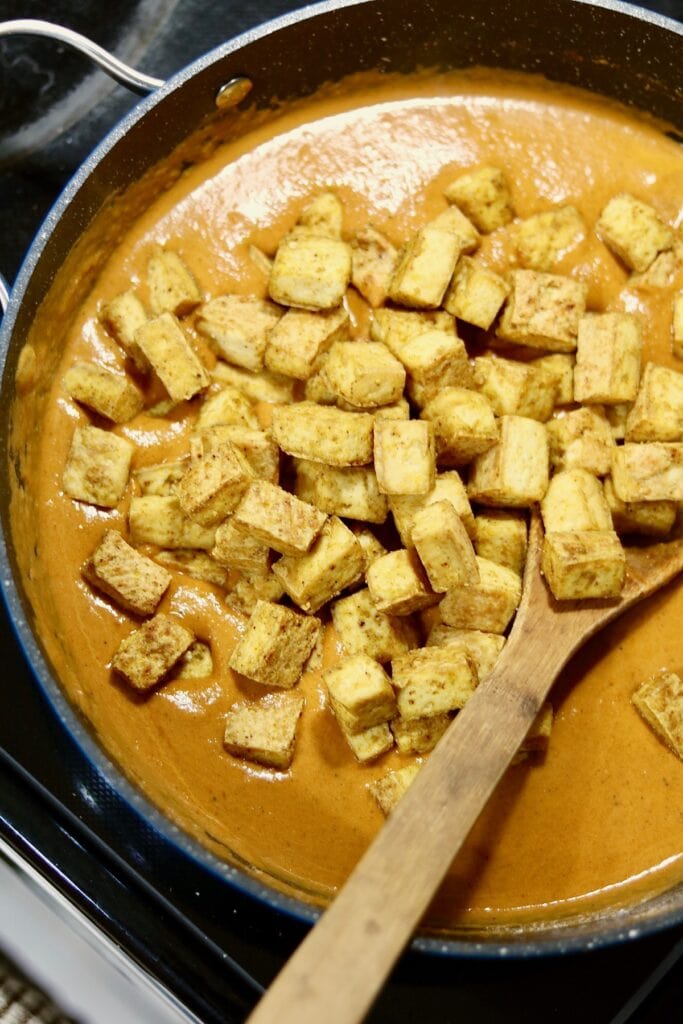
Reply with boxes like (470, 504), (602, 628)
(246, 514), (683, 1024)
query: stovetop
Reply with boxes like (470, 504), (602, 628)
(1, 1), (682, 1021)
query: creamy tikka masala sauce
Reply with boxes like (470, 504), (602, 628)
(16, 72), (683, 932)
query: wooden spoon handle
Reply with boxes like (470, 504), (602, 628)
(246, 640), (562, 1024)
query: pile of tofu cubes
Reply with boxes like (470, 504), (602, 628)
(60, 164), (683, 810)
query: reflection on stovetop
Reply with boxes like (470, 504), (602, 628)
(1, 1), (683, 1022)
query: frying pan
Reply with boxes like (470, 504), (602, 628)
(1, 0), (682, 957)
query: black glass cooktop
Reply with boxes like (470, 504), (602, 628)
(1, 2), (682, 1021)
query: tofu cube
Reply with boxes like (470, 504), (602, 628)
(273, 517), (365, 613)
(324, 654), (397, 734)
(530, 353), (575, 406)
(223, 692), (305, 769)
(84, 530), (171, 615)
(100, 290), (149, 370)
(147, 248), (202, 316)
(597, 193), (674, 273)
(63, 364), (144, 425)
(396, 329), (473, 405)
(129, 495), (216, 550)
(574, 312), (642, 405)
(468, 415), (549, 507)
(388, 219), (464, 308)
(515, 205), (585, 271)
(632, 670), (683, 759)
(294, 460), (388, 524)
(226, 571), (285, 617)
(232, 480), (327, 556)
(426, 625), (505, 682)
(134, 460), (187, 496)
(211, 360), (295, 404)
(297, 191), (344, 238)
(330, 588), (419, 664)
(444, 165), (514, 233)
(473, 510), (527, 575)
(112, 613), (194, 691)
(350, 226), (397, 307)
(625, 361), (683, 441)
(547, 406), (615, 475)
(430, 205), (481, 249)
(212, 517), (270, 576)
(603, 475), (676, 537)
(268, 234), (351, 310)
(612, 442), (683, 501)
(342, 722), (394, 764)
(265, 307), (349, 380)
(368, 763), (422, 816)
(366, 548), (438, 615)
(391, 714), (450, 755)
(474, 354), (557, 421)
(541, 468), (612, 533)
(351, 527), (387, 571)
(411, 499), (479, 591)
(324, 340), (405, 408)
(420, 387), (498, 467)
(392, 647), (477, 720)
(439, 556), (522, 633)
(195, 385), (259, 431)
(271, 402), (374, 466)
(177, 443), (254, 527)
(62, 425), (134, 508)
(172, 641), (214, 680)
(370, 307), (454, 358)
(154, 549), (228, 588)
(195, 295), (281, 372)
(389, 471), (475, 546)
(228, 600), (320, 687)
(443, 256), (510, 330)
(135, 313), (210, 402)
(198, 425), (279, 482)
(605, 402), (632, 441)
(497, 269), (587, 352)
(373, 420), (435, 495)
(673, 291), (683, 360)
(542, 530), (625, 600)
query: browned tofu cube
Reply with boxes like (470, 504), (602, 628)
(196, 385), (259, 431)
(63, 363), (144, 424)
(212, 518), (270, 576)
(324, 340), (405, 408)
(603, 475), (676, 538)
(515, 205), (585, 271)
(426, 625), (505, 682)
(269, 233), (351, 310)
(632, 670), (683, 759)
(420, 387), (498, 467)
(229, 600), (320, 687)
(542, 530), (625, 600)
(195, 295), (281, 371)
(370, 307), (454, 358)
(297, 191), (344, 237)
(396, 329), (473, 406)
(84, 530), (171, 615)
(324, 654), (397, 734)
(226, 571), (285, 617)
(62, 425), (134, 508)
(223, 692), (305, 769)
(172, 641), (214, 680)
(439, 556), (521, 633)
(154, 549), (228, 588)
(390, 471), (475, 545)
(147, 248), (202, 316)
(411, 500), (479, 592)
(605, 402), (631, 441)
(351, 526), (387, 571)
(271, 402), (374, 466)
(112, 613), (194, 691)
(233, 480), (327, 556)
(391, 714), (450, 755)
(392, 647), (477, 719)
(530, 353), (575, 406)
(547, 406), (615, 475)
(374, 420), (435, 495)
(497, 270), (586, 352)
(294, 460), (388, 524)
(265, 307), (349, 380)
(443, 256), (509, 330)
(129, 495), (216, 550)
(473, 511), (527, 575)
(350, 226), (397, 307)
(134, 460), (187, 497)
(198, 425), (279, 483)
(177, 443), (254, 527)
(341, 722), (394, 763)
(368, 763), (422, 815)
(474, 354), (557, 421)
(388, 213), (467, 308)
(444, 165), (514, 233)
(597, 193), (674, 273)
(625, 361), (683, 442)
(211, 359), (295, 404)
(541, 468), (612, 533)
(272, 517), (365, 613)
(468, 415), (549, 507)
(574, 312), (642, 405)
(135, 313), (210, 402)
(611, 442), (683, 501)
(366, 548), (438, 615)
(100, 290), (149, 370)
(330, 588), (419, 664)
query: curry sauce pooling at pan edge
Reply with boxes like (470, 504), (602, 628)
(14, 71), (683, 933)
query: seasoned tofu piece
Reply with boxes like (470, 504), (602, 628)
(223, 692), (305, 769)
(212, 517), (270, 576)
(430, 205), (481, 249)
(388, 214), (467, 309)
(147, 248), (202, 316)
(331, 588), (419, 664)
(474, 354), (557, 421)
(324, 654), (397, 734)
(411, 499), (479, 592)
(443, 256), (510, 330)
(342, 722), (394, 763)
(396, 329), (473, 406)
(625, 362), (683, 442)
(268, 233), (351, 310)
(232, 480), (327, 556)
(497, 269), (587, 352)
(324, 341), (405, 408)
(605, 402), (632, 441)
(298, 191), (344, 237)
(177, 443), (254, 527)
(370, 307), (454, 359)
(129, 495), (216, 550)
(373, 398), (411, 421)
(211, 360), (295, 404)
(294, 460), (388, 524)
(229, 600), (320, 688)
(351, 526), (387, 571)
(368, 762), (422, 815)
(154, 549), (229, 588)
(195, 385), (259, 431)
(439, 556), (522, 633)
(265, 307), (349, 380)
(392, 647), (477, 720)
(84, 530), (171, 615)
(515, 205), (585, 271)
(673, 292), (683, 360)
(366, 548), (438, 615)
(273, 517), (365, 613)
(226, 571), (285, 616)
(542, 530), (625, 600)
(603, 475), (676, 538)
(420, 387), (498, 467)
(547, 406), (615, 475)
(597, 193), (674, 273)
(632, 670), (683, 759)
(426, 625), (505, 682)
(198, 425), (279, 483)
(271, 402), (374, 466)
(112, 613), (194, 691)
(473, 510), (527, 575)
(391, 714), (450, 755)
(374, 420), (435, 496)
(574, 312), (642, 405)
(100, 290), (149, 370)
(63, 363), (144, 424)
(62, 425), (134, 508)
(135, 313), (209, 402)
(611, 442), (683, 502)
(444, 165), (513, 233)
(350, 225), (398, 307)
(195, 295), (281, 371)
(390, 471), (476, 545)
(468, 415), (549, 507)
(134, 460), (187, 497)
(541, 468), (612, 533)
(530, 353), (575, 406)
(172, 641), (214, 680)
